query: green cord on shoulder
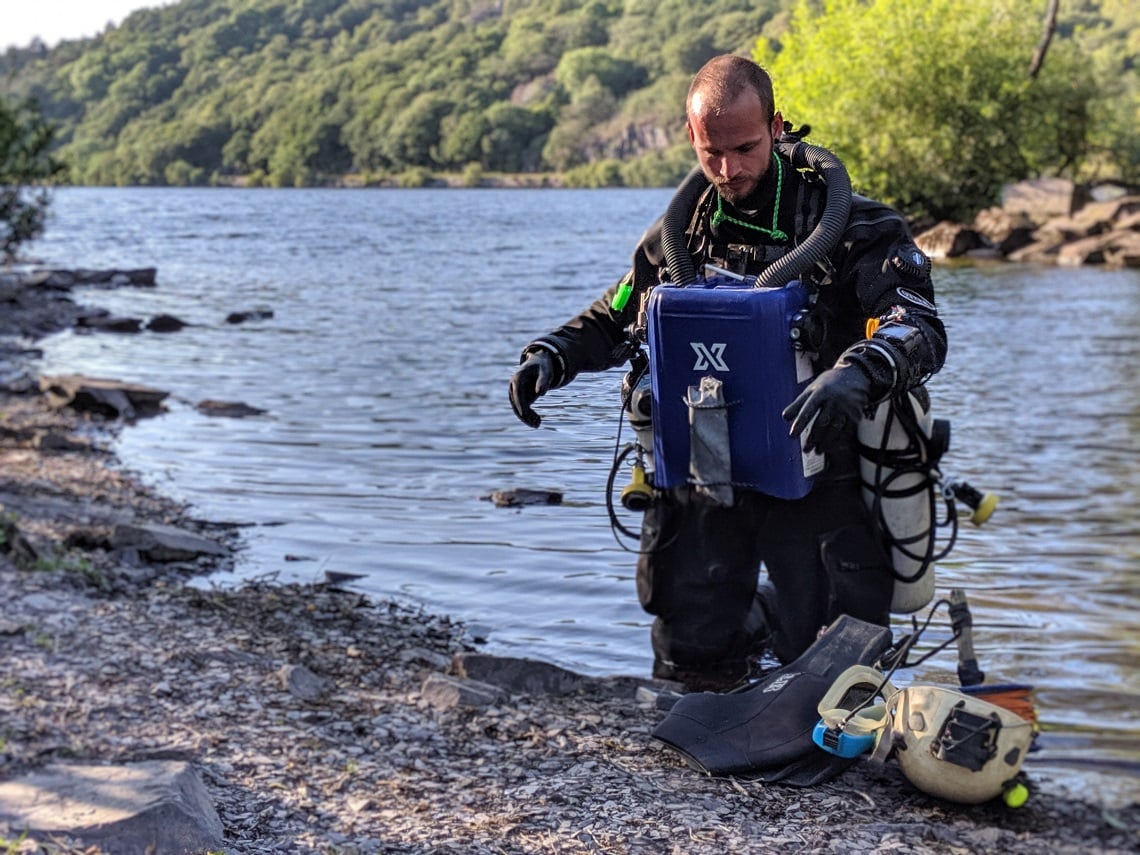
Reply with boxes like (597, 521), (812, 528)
(710, 153), (789, 243)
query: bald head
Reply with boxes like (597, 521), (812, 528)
(687, 55), (776, 123)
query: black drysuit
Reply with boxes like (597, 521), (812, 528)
(519, 144), (947, 687)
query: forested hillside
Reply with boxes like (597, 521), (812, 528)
(1, 0), (1136, 211)
(0, 0), (786, 188)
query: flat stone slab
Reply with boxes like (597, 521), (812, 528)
(421, 672), (507, 709)
(40, 374), (169, 419)
(112, 522), (229, 562)
(0, 760), (223, 855)
(452, 652), (677, 701)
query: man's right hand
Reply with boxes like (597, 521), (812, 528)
(509, 350), (554, 428)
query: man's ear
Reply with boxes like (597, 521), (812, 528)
(771, 111), (784, 140)
(686, 119), (695, 147)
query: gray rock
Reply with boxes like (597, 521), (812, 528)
(0, 761), (223, 855)
(970, 207), (1036, 255)
(225, 309), (273, 324)
(111, 522), (228, 562)
(20, 269), (76, 289)
(195, 399), (268, 418)
(33, 430), (93, 452)
(76, 314), (144, 333)
(421, 673), (506, 709)
(398, 646), (452, 670)
(68, 267), (157, 287)
(453, 652), (669, 701)
(40, 374), (169, 420)
(483, 488), (563, 508)
(1057, 232), (1113, 266)
(146, 313), (188, 332)
(1006, 236), (1065, 264)
(452, 652), (587, 697)
(278, 663), (330, 701)
(1001, 177), (1087, 220)
(914, 222), (988, 260)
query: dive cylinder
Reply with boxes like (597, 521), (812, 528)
(858, 391), (947, 614)
(623, 372), (655, 473)
(620, 371), (656, 512)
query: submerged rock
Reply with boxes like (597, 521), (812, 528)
(146, 313), (189, 332)
(484, 488), (563, 508)
(225, 309), (274, 324)
(76, 313), (144, 333)
(195, 399), (268, 418)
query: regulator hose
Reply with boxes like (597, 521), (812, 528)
(659, 140), (854, 288)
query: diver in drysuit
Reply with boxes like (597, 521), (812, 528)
(509, 55), (946, 691)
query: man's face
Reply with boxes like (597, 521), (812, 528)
(687, 89), (782, 205)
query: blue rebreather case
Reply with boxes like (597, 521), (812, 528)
(646, 278), (822, 499)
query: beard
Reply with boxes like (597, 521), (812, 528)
(712, 175), (760, 206)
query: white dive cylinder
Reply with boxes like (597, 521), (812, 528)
(858, 391), (941, 614)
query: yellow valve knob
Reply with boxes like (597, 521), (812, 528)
(1002, 782), (1029, 808)
(971, 491), (999, 526)
(949, 481), (999, 527)
(621, 464), (653, 512)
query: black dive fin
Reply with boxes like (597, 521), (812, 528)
(652, 614), (891, 781)
(755, 749), (859, 788)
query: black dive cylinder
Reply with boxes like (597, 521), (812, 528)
(659, 140), (854, 288)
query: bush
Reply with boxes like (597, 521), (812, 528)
(563, 159), (624, 188)
(755, 0), (1100, 222)
(619, 145), (695, 188)
(460, 162), (484, 187)
(397, 166), (432, 188)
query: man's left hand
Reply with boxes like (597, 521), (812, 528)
(782, 364), (873, 453)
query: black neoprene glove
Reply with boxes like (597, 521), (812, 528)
(509, 350), (555, 428)
(782, 360), (873, 454)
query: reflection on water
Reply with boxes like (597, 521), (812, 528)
(30, 188), (1140, 805)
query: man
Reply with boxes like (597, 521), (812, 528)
(509, 55), (946, 690)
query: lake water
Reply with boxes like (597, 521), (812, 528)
(28, 187), (1140, 806)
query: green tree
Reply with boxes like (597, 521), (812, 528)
(438, 111), (488, 168)
(381, 91), (456, 169)
(755, 0), (1100, 221)
(554, 48), (647, 99)
(481, 103), (553, 173)
(6, 0), (1130, 190)
(1, 98), (65, 261)
(1066, 0), (1140, 182)
(542, 75), (617, 171)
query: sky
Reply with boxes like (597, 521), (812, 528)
(4, 1), (175, 52)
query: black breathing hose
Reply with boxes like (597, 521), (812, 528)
(660, 166), (708, 286)
(659, 140), (855, 288)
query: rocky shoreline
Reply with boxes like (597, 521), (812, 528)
(0, 268), (1137, 854)
(913, 177), (1140, 267)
